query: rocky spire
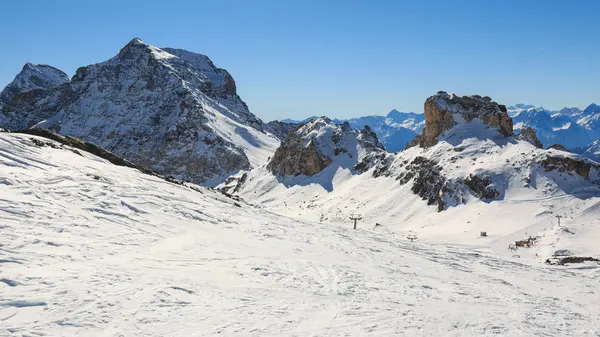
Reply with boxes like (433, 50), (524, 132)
(407, 91), (513, 148)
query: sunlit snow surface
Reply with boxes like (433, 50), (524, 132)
(1, 133), (599, 336)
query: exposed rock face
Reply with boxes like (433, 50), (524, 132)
(464, 174), (499, 199)
(265, 120), (299, 140)
(334, 111), (425, 152)
(397, 157), (444, 210)
(358, 125), (385, 150)
(548, 144), (568, 151)
(0, 38), (278, 184)
(0, 63), (69, 103)
(0, 63), (71, 130)
(407, 92), (513, 148)
(267, 134), (332, 176)
(267, 117), (387, 177)
(517, 127), (543, 149)
(541, 156), (596, 180)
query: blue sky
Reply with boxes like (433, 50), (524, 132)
(1, 0), (598, 121)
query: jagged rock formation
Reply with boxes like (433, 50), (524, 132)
(266, 117), (387, 177)
(265, 120), (299, 140)
(407, 91), (513, 148)
(0, 63), (69, 103)
(0, 63), (71, 130)
(267, 134), (332, 176)
(224, 92), (600, 220)
(397, 157), (449, 211)
(0, 38), (279, 184)
(541, 155), (598, 180)
(464, 174), (500, 199)
(517, 127), (543, 148)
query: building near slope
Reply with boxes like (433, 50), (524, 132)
(0, 38), (279, 185)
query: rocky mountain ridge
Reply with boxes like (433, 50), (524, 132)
(0, 38), (279, 185)
(266, 117), (388, 176)
(509, 103), (600, 156)
(223, 92), (600, 221)
(277, 110), (425, 152)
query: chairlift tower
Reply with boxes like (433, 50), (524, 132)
(556, 215), (563, 227)
(349, 213), (362, 230)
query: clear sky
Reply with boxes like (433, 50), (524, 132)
(1, 0), (598, 121)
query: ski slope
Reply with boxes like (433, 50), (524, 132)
(1, 132), (600, 336)
(232, 120), (600, 263)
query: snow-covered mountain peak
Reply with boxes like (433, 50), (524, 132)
(0, 38), (279, 185)
(258, 117), (388, 178)
(0, 63), (69, 102)
(558, 106), (583, 117)
(583, 103), (600, 115)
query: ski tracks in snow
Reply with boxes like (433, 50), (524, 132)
(1, 133), (600, 336)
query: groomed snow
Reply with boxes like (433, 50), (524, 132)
(1, 133), (599, 336)
(233, 120), (600, 263)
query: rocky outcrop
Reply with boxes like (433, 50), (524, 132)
(358, 125), (385, 150)
(0, 63), (72, 130)
(0, 63), (69, 103)
(517, 127), (543, 148)
(397, 157), (448, 211)
(267, 118), (388, 177)
(265, 120), (299, 140)
(334, 111), (424, 152)
(465, 174), (499, 199)
(407, 92), (513, 148)
(548, 144), (568, 151)
(267, 134), (332, 176)
(541, 156), (596, 179)
(0, 38), (277, 184)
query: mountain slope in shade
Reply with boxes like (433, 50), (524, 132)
(0, 38), (279, 185)
(2, 131), (600, 336)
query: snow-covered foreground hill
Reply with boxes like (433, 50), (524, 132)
(1, 132), (600, 336)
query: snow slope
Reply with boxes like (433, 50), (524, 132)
(2, 133), (600, 336)
(230, 118), (600, 263)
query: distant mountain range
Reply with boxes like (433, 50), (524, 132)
(508, 103), (600, 160)
(279, 109), (425, 152)
(278, 102), (600, 159)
